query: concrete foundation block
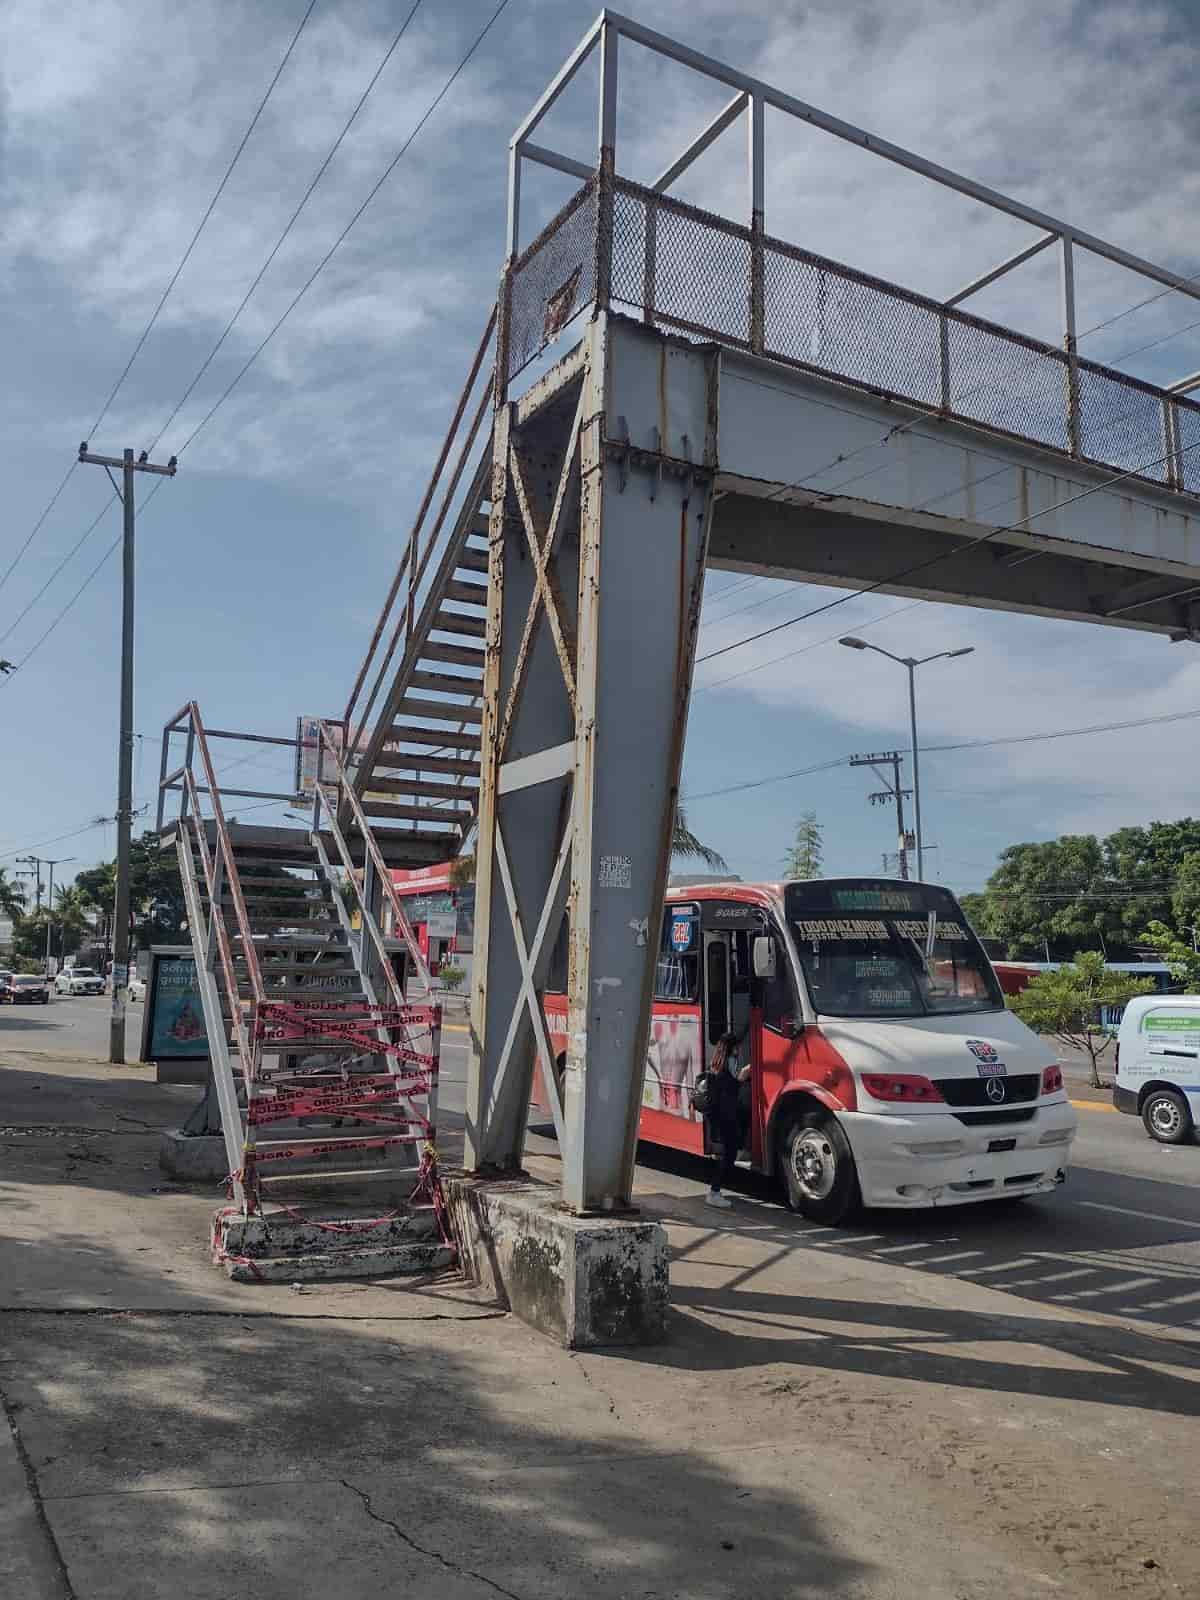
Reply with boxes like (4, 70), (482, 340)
(446, 1176), (669, 1348)
(158, 1129), (229, 1183)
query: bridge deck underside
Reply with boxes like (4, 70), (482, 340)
(705, 346), (1200, 639)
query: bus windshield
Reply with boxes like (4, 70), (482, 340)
(785, 880), (1001, 1019)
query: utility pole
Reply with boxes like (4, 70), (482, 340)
(851, 751), (914, 880)
(78, 443), (176, 1062)
(17, 855), (44, 914)
(41, 857), (76, 975)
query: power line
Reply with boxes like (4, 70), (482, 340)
(0, 463), (77, 599)
(170, 0), (515, 462)
(148, 0), (424, 454)
(694, 600), (925, 695)
(91, 0), (320, 442)
(0, 5), (515, 680)
(0, 817), (122, 863)
(695, 428), (1200, 668)
(0, 494), (119, 647)
(0, 479), (169, 683)
(0, 0), (317, 605)
(685, 701), (1200, 804)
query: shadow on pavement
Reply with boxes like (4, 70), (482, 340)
(0, 1237), (870, 1600)
(620, 1131), (1200, 1335)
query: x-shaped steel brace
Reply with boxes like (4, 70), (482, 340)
(485, 816), (573, 1148)
(497, 385), (585, 760)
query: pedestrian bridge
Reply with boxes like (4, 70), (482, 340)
(333, 12), (1200, 1214)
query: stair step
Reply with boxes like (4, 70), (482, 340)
(249, 987), (368, 1002)
(341, 826), (464, 853)
(456, 548), (489, 574)
(256, 961), (361, 976)
(442, 578), (487, 605)
(396, 696), (482, 726)
(219, 1242), (452, 1283)
(356, 776), (478, 802)
(371, 752), (480, 779)
(432, 608), (486, 640)
(408, 667), (483, 698)
(205, 892), (330, 908)
(387, 724), (481, 751)
(359, 800), (469, 826)
(422, 640), (485, 669)
(230, 854), (319, 868)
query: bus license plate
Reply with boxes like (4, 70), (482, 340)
(987, 1138), (1016, 1153)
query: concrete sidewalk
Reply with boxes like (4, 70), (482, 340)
(2, 1046), (1198, 1599)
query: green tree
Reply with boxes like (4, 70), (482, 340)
(1169, 849), (1200, 946)
(0, 866), (28, 921)
(1139, 919), (1200, 991)
(671, 805), (727, 871)
(74, 832), (188, 949)
(782, 812), (823, 879)
(1009, 951), (1155, 1087)
(447, 808), (728, 883)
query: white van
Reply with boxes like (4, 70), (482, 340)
(1114, 994), (1200, 1143)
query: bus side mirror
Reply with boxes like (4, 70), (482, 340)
(752, 935), (776, 981)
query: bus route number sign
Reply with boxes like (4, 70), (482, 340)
(670, 912), (695, 953)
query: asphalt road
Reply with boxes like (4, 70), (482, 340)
(11, 999), (1199, 1334)
(434, 1021), (1200, 1336)
(0, 989), (143, 1059)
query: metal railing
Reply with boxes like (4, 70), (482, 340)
(499, 11), (1200, 498)
(342, 309), (495, 782)
(500, 171), (1200, 497)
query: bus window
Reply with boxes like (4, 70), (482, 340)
(760, 933), (795, 1032)
(655, 905), (699, 1001)
(705, 935), (730, 1045)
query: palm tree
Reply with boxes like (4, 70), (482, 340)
(0, 866), (27, 921)
(38, 884), (91, 962)
(671, 805), (727, 871)
(449, 807), (725, 885)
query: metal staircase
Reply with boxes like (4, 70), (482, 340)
(155, 314), (499, 1275)
(159, 703), (454, 1277)
(339, 310), (494, 837)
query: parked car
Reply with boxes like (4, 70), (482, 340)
(54, 967), (104, 996)
(0, 970), (14, 1003)
(9, 974), (50, 1005)
(128, 975), (146, 1003)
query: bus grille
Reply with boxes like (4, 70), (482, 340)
(935, 1073), (1040, 1107)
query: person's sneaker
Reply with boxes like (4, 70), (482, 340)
(705, 1190), (733, 1210)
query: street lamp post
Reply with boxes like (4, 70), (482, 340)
(838, 637), (974, 879)
(42, 857), (77, 975)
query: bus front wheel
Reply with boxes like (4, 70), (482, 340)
(778, 1109), (861, 1224)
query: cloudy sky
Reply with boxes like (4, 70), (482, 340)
(2, 0), (1199, 899)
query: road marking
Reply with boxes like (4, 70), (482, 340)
(1079, 1200), (1200, 1230)
(1070, 1097), (1117, 1113)
(442, 1023), (469, 1034)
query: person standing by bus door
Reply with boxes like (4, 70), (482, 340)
(706, 1035), (751, 1210)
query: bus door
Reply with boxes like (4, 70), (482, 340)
(701, 903), (767, 1158)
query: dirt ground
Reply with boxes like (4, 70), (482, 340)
(2, 1046), (1198, 1599)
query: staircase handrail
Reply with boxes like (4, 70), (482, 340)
(179, 765), (255, 1081)
(343, 305), (496, 752)
(182, 702), (266, 1007)
(314, 718), (437, 997)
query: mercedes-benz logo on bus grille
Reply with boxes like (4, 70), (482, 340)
(985, 1077), (1007, 1104)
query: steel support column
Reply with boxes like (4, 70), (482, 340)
(467, 316), (717, 1210)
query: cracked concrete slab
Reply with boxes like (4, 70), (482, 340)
(5, 1048), (1200, 1598)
